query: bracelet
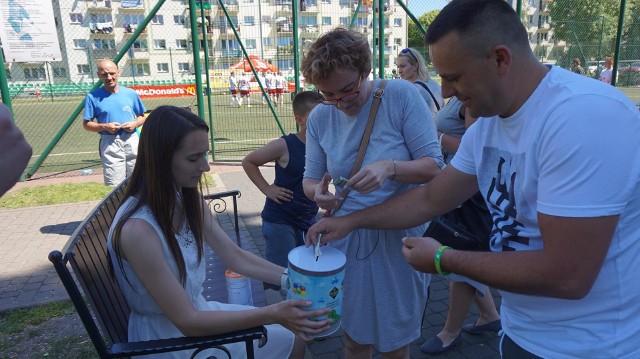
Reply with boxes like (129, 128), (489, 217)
(390, 159), (397, 180)
(438, 132), (445, 146)
(434, 246), (452, 275)
(280, 269), (290, 290)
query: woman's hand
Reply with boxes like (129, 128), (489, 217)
(264, 184), (293, 204)
(270, 299), (332, 339)
(305, 216), (352, 246)
(347, 160), (394, 193)
(314, 173), (342, 211)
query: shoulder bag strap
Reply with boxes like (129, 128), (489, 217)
(332, 80), (387, 214)
(414, 80), (441, 111)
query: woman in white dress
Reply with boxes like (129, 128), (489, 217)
(107, 106), (330, 359)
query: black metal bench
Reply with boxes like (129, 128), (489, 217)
(49, 182), (267, 359)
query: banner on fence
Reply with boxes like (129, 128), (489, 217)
(131, 84), (198, 99)
(0, 0), (61, 62)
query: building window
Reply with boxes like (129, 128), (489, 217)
(157, 63), (169, 73)
(393, 18), (402, 27)
(90, 14), (113, 23)
(69, 13), (83, 23)
(24, 68), (45, 79)
(322, 0), (330, 3)
(394, 38), (402, 47)
(93, 39), (116, 50)
(154, 39), (167, 49)
(246, 38), (257, 49)
(152, 15), (164, 25)
(244, 16), (255, 25)
(124, 14), (144, 25)
(174, 15), (186, 25)
(77, 64), (91, 74)
(263, 37), (273, 46)
(176, 39), (188, 49)
(301, 15), (317, 26)
(178, 63), (190, 72)
(339, 0), (349, 5)
(322, 17), (331, 26)
(53, 67), (67, 78)
(133, 39), (148, 51)
(73, 39), (88, 49)
(339, 17), (348, 26)
(134, 63), (150, 75)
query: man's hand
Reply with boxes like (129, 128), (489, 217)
(120, 121), (137, 132)
(305, 216), (353, 246)
(401, 236), (444, 273)
(264, 184), (293, 204)
(105, 122), (122, 134)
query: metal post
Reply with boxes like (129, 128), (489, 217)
(169, 47), (175, 83)
(611, 0), (627, 87)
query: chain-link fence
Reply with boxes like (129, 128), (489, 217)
(1, 0), (638, 180)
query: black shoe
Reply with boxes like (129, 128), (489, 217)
(462, 319), (501, 334)
(420, 333), (462, 354)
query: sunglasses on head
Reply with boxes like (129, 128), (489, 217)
(401, 48), (419, 63)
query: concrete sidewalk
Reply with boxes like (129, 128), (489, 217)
(0, 165), (501, 358)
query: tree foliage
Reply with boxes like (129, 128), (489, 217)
(549, 0), (637, 61)
(407, 10), (439, 60)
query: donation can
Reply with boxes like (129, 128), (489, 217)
(287, 245), (346, 338)
(225, 269), (253, 305)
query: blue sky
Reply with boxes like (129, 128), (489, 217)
(407, 0), (448, 17)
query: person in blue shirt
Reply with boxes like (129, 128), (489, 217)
(83, 59), (146, 186)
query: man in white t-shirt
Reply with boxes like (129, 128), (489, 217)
(599, 56), (613, 84)
(274, 71), (286, 106)
(306, 1), (640, 358)
(228, 72), (239, 107)
(238, 72), (251, 107)
(265, 71), (276, 105)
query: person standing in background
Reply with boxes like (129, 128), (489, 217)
(83, 59), (146, 187)
(571, 58), (585, 75)
(265, 70), (276, 105)
(228, 71), (240, 107)
(242, 91), (321, 277)
(396, 47), (444, 120)
(274, 72), (286, 106)
(238, 72), (251, 108)
(599, 56), (613, 84)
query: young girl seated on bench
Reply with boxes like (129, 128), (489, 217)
(107, 105), (330, 359)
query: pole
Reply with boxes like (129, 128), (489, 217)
(611, 0), (627, 86)
(169, 47), (175, 83)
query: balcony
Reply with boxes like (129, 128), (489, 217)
(123, 23), (147, 35)
(220, 49), (242, 57)
(89, 22), (115, 36)
(218, 4), (239, 13)
(277, 22), (292, 33)
(119, 0), (144, 11)
(87, 0), (112, 12)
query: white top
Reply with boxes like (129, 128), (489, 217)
(453, 66), (640, 358)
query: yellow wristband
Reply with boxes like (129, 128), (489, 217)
(434, 245), (452, 275)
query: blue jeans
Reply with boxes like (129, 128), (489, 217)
(262, 221), (305, 268)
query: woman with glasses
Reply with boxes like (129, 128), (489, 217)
(396, 47), (444, 121)
(301, 28), (445, 358)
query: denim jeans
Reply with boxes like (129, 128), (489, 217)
(262, 221), (305, 268)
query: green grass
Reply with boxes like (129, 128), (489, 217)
(0, 300), (97, 358)
(0, 182), (112, 209)
(0, 301), (76, 334)
(11, 92), (298, 178)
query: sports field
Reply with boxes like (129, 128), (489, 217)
(8, 85), (640, 179)
(11, 91), (298, 178)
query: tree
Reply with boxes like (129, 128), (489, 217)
(549, 0), (626, 62)
(407, 10), (439, 60)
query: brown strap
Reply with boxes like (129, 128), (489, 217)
(334, 79), (387, 213)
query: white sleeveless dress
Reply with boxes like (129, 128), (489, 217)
(107, 197), (294, 359)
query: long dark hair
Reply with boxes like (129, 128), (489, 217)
(111, 106), (209, 286)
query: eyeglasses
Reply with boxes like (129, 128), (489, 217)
(318, 76), (363, 106)
(401, 48), (419, 63)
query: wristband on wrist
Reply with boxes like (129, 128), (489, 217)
(390, 159), (397, 180)
(439, 132), (445, 147)
(280, 269), (290, 290)
(434, 245), (452, 275)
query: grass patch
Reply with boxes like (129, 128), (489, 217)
(0, 182), (112, 209)
(0, 301), (76, 334)
(0, 301), (97, 358)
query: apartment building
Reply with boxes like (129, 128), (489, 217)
(4, 0), (409, 86)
